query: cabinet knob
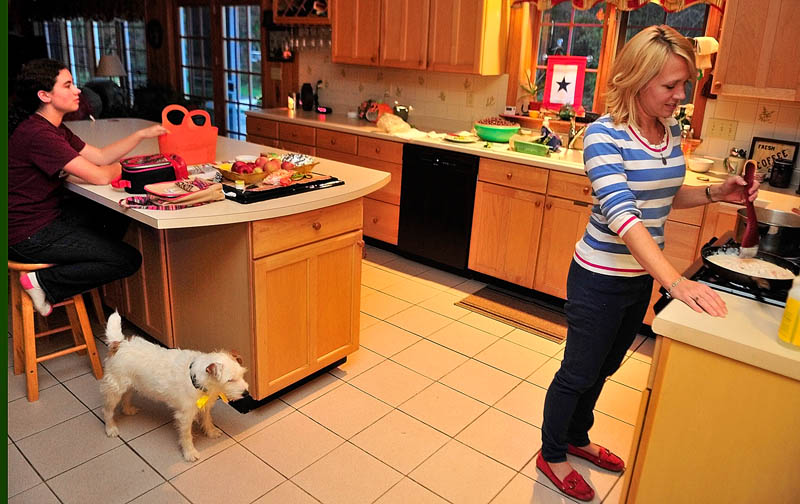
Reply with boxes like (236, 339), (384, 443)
(546, 202), (552, 210)
(535, 200), (541, 208)
(291, 131), (297, 137)
(330, 138), (336, 145)
(506, 172), (513, 179)
(712, 81), (722, 91)
(375, 146), (381, 153)
(370, 56), (376, 63)
(582, 186), (590, 195)
(372, 217), (379, 224)
(312, 221), (322, 230)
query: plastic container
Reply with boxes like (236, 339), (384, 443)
(474, 123), (520, 143)
(778, 276), (800, 347)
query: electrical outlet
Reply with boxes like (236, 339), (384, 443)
(706, 118), (738, 140)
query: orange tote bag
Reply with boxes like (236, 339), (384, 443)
(157, 104), (218, 164)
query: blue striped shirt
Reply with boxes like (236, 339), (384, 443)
(574, 115), (685, 276)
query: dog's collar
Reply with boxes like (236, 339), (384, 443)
(189, 361), (229, 409)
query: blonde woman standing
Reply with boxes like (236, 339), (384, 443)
(537, 26), (759, 501)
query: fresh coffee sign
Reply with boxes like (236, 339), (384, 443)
(749, 137), (798, 178)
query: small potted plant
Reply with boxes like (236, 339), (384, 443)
(519, 70), (542, 117)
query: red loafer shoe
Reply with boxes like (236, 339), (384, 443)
(536, 452), (595, 502)
(567, 443), (625, 472)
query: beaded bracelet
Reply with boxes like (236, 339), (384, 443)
(666, 276), (686, 298)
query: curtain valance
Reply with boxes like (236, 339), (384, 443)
(529, 0), (723, 12)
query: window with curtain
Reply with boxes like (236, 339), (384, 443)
(532, 2), (711, 112)
(38, 18), (148, 103)
(222, 5), (263, 140)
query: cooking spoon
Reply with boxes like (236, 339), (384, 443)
(739, 160), (759, 258)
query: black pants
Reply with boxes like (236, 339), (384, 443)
(9, 198), (141, 304)
(541, 260), (653, 462)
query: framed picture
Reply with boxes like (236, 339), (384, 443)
(542, 56), (587, 111)
(749, 137), (798, 179)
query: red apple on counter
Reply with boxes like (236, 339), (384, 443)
(255, 156), (268, 168)
(232, 161), (247, 173)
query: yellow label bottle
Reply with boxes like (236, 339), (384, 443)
(778, 276), (800, 347)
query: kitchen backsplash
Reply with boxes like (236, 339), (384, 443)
(695, 95), (800, 188)
(298, 51), (508, 132)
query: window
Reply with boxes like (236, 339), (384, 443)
(534, 2), (605, 111)
(531, 3), (711, 113)
(179, 6), (215, 123)
(38, 18), (148, 103)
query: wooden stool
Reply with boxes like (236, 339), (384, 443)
(9, 261), (104, 401)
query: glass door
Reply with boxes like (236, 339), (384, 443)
(222, 5), (262, 139)
(178, 5), (215, 123)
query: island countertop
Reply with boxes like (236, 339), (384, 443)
(64, 118), (390, 229)
(652, 291), (799, 381)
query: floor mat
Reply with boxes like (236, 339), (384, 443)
(455, 286), (567, 343)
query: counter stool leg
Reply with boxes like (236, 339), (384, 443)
(21, 293), (39, 401)
(74, 295), (103, 379)
(10, 271), (24, 375)
(65, 303), (88, 355)
(90, 289), (105, 325)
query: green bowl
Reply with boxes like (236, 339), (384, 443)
(474, 123), (520, 143)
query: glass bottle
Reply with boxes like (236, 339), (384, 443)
(680, 125), (693, 158)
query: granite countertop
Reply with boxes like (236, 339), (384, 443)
(64, 118), (390, 229)
(652, 290), (799, 381)
(247, 108), (800, 212)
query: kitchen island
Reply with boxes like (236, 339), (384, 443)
(66, 119), (390, 400)
(621, 293), (800, 503)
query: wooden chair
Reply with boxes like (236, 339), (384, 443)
(8, 261), (104, 401)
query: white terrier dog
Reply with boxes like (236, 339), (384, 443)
(100, 312), (250, 462)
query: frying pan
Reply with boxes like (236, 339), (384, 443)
(701, 242), (799, 292)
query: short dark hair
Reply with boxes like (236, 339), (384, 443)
(10, 58), (68, 134)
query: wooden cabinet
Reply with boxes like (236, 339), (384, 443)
(253, 231), (362, 395)
(712, 0), (800, 101)
(699, 201), (740, 248)
(427, 0), (508, 75)
(273, 0), (331, 25)
(101, 221), (173, 347)
(469, 181), (545, 287)
(534, 195), (592, 299)
(380, 0), (430, 69)
(332, 0), (507, 75)
(331, 0), (381, 65)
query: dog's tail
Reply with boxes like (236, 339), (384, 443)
(105, 311), (124, 344)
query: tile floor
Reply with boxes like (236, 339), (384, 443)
(8, 245), (654, 504)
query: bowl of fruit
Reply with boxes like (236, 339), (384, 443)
(474, 117), (520, 143)
(216, 155), (278, 184)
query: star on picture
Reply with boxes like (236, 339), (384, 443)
(543, 56), (587, 111)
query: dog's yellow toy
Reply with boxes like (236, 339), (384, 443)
(196, 392), (229, 409)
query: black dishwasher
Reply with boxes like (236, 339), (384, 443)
(397, 144), (479, 271)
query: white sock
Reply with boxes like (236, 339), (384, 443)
(20, 272), (53, 316)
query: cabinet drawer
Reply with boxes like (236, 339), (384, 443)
(316, 129), (358, 154)
(278, 123), (316, 145)
(547, 171), (593, 203)
(668, 205), (704, 226)
(478, 158), (548, 193)
(251, 199), (363, 258)
(357, 137), (403, 163)
(247, 134), (280, 148)
(363, 198), (399, 245)
(246, 117), (278, 139)
(279, 140), (316, 156)
(316, 148), (402, 205)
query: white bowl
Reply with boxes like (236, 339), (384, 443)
(235, 155), (258, 163)
(688, 157), (714, 173)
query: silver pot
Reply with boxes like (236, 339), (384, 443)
(735, 207), (800, 258)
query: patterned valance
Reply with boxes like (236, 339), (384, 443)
(528, 0), (724, 12)
(19, 0), (144, 21)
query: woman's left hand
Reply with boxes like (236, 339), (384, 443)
(137, 124), (170, 139)
(715, 175), (759, 204)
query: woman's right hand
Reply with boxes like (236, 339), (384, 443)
(669, 278), (727, 317)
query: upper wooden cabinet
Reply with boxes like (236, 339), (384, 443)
(331, 0), (508, 75)
(712, 0), (800, 101)
(331, 0), (381, 65)
(428, 0), (508, 75)
(380, 0), (430, 70)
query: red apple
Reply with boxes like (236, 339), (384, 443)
(232, 161), (246, 173)
(281, 161), (295, 171)
(255, 156), (268, 168)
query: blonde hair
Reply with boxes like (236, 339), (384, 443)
(605, 25), (696, 128)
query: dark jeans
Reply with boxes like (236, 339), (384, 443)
(9, 198), (141, 304)
(541, 260), (653, 462)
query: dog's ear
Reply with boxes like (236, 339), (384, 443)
(230, 350), (244, 366)
(206, 362), (223, 380)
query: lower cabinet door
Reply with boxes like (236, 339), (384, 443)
(252, 231), (362, 396)
(363, 197), (400, 245)
(534, 196), (592, 299)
